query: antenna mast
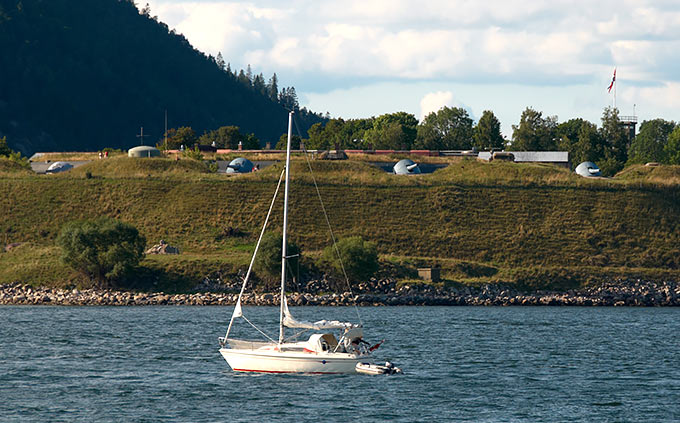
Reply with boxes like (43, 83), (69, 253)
(137, 127), (149, 146)
(164, 110), (168, 151)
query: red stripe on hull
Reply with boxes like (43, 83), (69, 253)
(233, 368), (342, 374)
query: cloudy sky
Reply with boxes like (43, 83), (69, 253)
(145, 0), (680, 136)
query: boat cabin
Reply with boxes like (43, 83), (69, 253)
(304, 333), (339, 353)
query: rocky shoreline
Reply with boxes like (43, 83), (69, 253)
(1, 278), (679, 306)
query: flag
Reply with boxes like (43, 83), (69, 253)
(369, 339), (385, 352)
(607, 69), (616, 93)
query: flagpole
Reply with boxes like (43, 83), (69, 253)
(608, 68), (617, 109)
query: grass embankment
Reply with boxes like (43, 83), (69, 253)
(1, 156), (679, 292)
(0, 157), (32, 176)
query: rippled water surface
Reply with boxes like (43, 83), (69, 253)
(1, 306), (679, 422)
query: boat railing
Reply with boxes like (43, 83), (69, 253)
(225, 339), (273, 350)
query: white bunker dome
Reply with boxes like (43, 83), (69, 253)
(128, 146), (161, 158)
(575, 161), (601, 177)
(226, 157), (253, 173)
(393, 159), (421, 175)
(46, 161), (73, 173)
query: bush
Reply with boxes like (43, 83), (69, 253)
(57, 217), (146, 288)
(0, 136), (30, 169)
(183, 146), (204, 161)
(254, 232), (300, 286)
(319, 236), (379, 283)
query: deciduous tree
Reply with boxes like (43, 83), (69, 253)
(510, 107), (557, 151)
(416, 107), (473, 150)
(628, 119), (676, 164)
(473, 110), (504, 150)
(255, 232), (300, 288)
(557, 118), (603, 167)
(163, 126), (197, 150)
(665, 126), (680, 165)
(365, 112), (418, 150)
(599, 107), (628, 175)
(276, 133), (301, 150)
(199, 126), (243, 149)
(319, 236), (378, 284)
(57, 218), (146, 288)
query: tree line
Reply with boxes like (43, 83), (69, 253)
(511, 106), (680, 175)
(157, 104), (680, 177)
(0, 0), (324, 155)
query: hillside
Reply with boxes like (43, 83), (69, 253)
(1, 156), (679, 291)
(0, 0), (323, 155)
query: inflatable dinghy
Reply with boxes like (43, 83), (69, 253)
(355, 361), (403, 375)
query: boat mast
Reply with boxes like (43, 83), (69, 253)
(279, 111), (294, 344)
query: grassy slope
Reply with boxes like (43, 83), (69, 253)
(0, 157), (32, 176)
(1, 156), (679, 291)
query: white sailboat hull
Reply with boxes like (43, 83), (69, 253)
(220, 347), (365, 374)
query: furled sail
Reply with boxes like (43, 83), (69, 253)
(282, 297), (357, 330)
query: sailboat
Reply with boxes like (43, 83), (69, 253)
(218, 112), (373, 374)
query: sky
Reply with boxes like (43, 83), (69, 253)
(144, 0), (680, 137)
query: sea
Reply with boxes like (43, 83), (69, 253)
(1, 306), (679, 422)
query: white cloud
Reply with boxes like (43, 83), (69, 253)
(146, 0), (680, 85)
(144, 0), (680, 126)
(419, 91), (454, 119)
(632, 82), (680, 109)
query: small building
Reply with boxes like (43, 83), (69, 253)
(417, 267), (440, 282)
(318, 150), (348, 160)
(194, 143), (217, 153)
(477, 151), (569, 168)
(393, 159), (421, 175)
(128, 146), (161, 158)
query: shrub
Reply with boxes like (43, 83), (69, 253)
(0, 136), (30, 169)
(57, 217), (146, 288)
(254, 232), (300, 286)
(0, 136), (11, 156)
(183, 146), (204, 161)
(319, 236), (379, 283)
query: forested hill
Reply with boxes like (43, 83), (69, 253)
(0, 0), (324, 155)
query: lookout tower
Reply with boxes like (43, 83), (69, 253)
(620, 115), (638, 144)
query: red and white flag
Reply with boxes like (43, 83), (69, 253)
(607, 68), (616, 93)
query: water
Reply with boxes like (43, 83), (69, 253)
(1, 306), (679, 422)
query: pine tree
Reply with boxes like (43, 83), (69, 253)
(267, 73), (279, 102)
(245, 64), (253, 85)
(253, 73), (266, 95)
(237, 69), (249, 87)
(216, 52), (225, 71)
(0, 136), (12, 156)
(284, 87), (299, 110)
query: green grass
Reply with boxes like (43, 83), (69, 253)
(0, 243), (253, 292)
(615, 164), (680, 185)
(67, 156), (214, 179)
(0, 157), (32, 176)
(0, 243), (89, 288)
(1, 156), (679, 291)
